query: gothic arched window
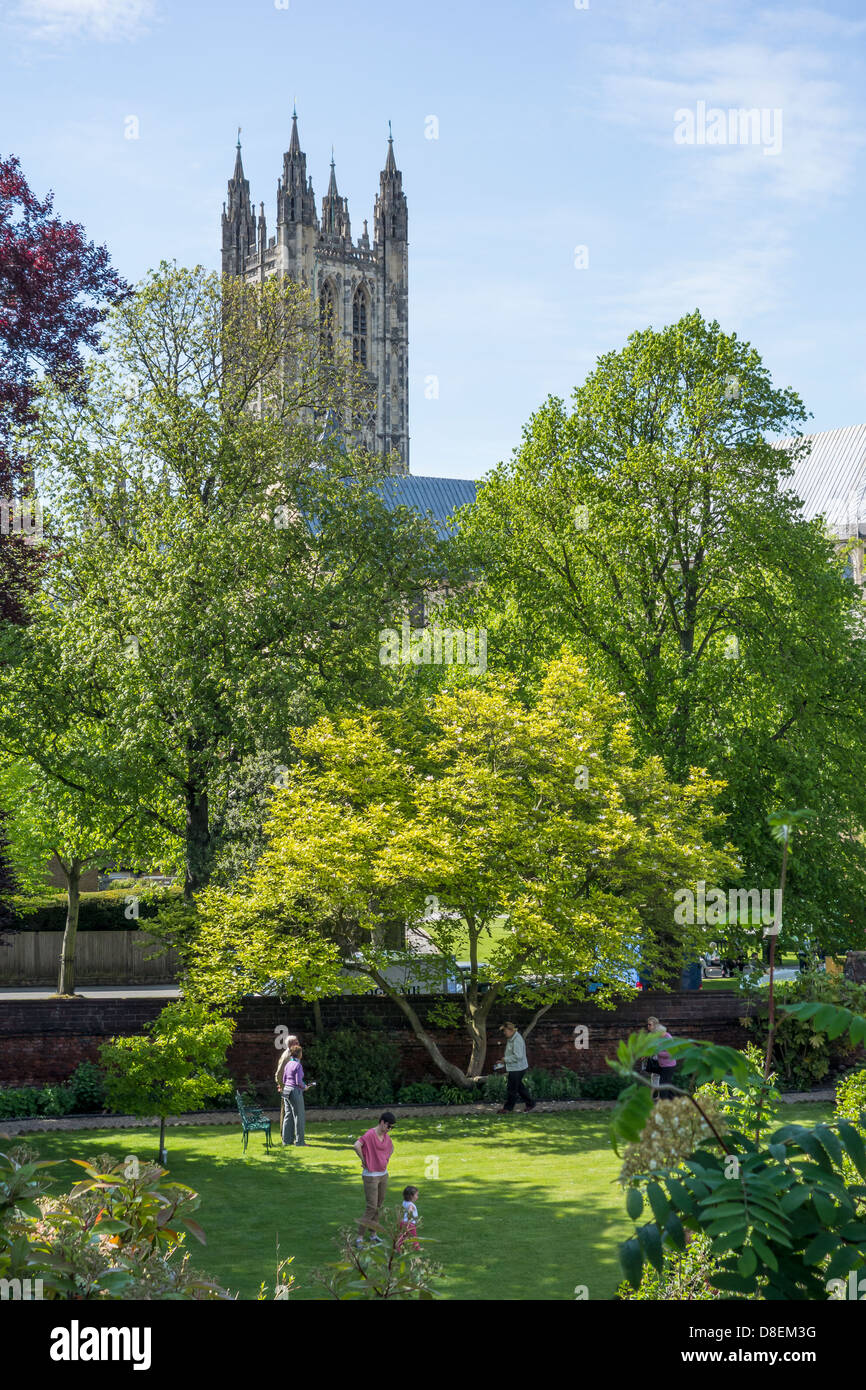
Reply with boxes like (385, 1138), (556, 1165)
(352, 288), (368, 368)
(319, 282), (336, 357)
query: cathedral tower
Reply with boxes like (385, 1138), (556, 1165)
(221, 112), (409, 473)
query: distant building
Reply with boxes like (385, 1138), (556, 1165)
(780, 424), (866, 584)
(221, 111), (409, 472)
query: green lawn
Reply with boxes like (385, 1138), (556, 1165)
(21, 1104), (832, 1301)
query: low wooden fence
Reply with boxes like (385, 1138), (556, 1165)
(0, 931), (180, 986)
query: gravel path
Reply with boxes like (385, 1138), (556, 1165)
(0, 1090), (836, 1137)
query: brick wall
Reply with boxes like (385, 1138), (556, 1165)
(0, 990), (756, 1090)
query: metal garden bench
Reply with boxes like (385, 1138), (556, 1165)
(235, 1089), (272, 1152)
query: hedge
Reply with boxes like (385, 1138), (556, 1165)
(3, 886), (182, 932)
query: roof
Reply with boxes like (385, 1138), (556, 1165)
(777, 424), (866, 536)
(371, 474), (478, 538)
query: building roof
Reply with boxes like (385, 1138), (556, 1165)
(777, 424), (866, 536)
(371, 475), (478, 538)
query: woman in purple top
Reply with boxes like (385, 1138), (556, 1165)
(281, 1044), (310, 1146)
(647, 1016), (677, 1099)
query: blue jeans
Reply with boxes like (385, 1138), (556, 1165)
(282, 1087), (305, 1145)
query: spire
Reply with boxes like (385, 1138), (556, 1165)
(222, 130), (255, 275)
(289, 107), (301, 157)
(321, 151), (350, 239)
(384, 120), (397, 175)
(375, 125), (407, 243)
(281, 108), (317, 228)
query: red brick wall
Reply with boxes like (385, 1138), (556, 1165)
(0, 991), (755, 1090)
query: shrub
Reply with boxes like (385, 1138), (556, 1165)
(0, 1087), (41, 1119)
(835, 1066), (866, 1194)
(480, 1073), (507, 1103)
(6, 886), (182, 932)
(68, 1061), (107, 1113)
(616, 1233), (723, 1301)
(396, 1082), (441, 1105)
(312, 1213), (442, 1300)
(743, 970), (866, 1089)
(580, 1073), (631, 1100)
(526, 1067), (582, 1100)
(695, 1041), (781, 1144)
(438, 1085), (467, 1106)
(40, 1083), (78, 1117)
(303, 1028), (400, 1108)
(0, 1147), (230, 1299)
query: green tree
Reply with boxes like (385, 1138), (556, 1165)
(0, 264), (441, 897)
(453, 310), (866, 951)
(177, 653), (737, 1084)
(100, 1001), (235, 1162)
(0, 747), (175, 994)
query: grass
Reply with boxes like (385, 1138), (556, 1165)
(19, 1103), (832, 1301)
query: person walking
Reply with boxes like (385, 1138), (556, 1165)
(275, 1033), (299, 1136)
(647, 1016), (677, 1099)
(353, 1112), (396, 1244)
(495, 1021), (535, 1114)
(281, 1044), (311, 1146)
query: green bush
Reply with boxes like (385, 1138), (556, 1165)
(438, 1085), (467, 1105)
(68, 1061), (107, 1113)
(526, 1067), (582, 1100)
(41, 1083), (78, 1117)
(481, 1073), (507, 1103)
(616, 1233), (723, 1301)
(303, 1028), (401, 1108)
(6, 886), (182, 932)
(835, 1066), (866, 1195)
(396, 1082), (441, 1105)
(743, 970), (866, 1089)
(580, 1073), (631, 1100)
(0, 1087), (42, 1119)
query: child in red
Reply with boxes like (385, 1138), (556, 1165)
(397, 1184), (420, 1252)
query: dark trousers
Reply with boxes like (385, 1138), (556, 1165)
(504, 1068), (533, 1111)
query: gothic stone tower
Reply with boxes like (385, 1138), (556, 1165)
(221, 112), (409, 474)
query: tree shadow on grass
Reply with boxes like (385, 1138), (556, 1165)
(22, 1118), (632, 1301)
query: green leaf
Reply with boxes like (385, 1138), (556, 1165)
(803, 1232), (841, 1266)
(738, 1247), (758, 1277)
(620, 1237), (644, 1289)
(637, 1222), (664, 1275)
(646, 1182), (669, 1226)
(625, 1186), (644, 1221)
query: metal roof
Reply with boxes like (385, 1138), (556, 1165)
(370, 475), (478, 538)
(776, 424), (866, 536)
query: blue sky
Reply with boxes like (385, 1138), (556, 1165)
(1, 0), (865, 480)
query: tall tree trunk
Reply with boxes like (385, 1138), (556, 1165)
(312, 999), (324, 1039)
(184, 777), (210, 901)
(57, 857), (81, 997)
(764, 835), (789, 1080)
(158, 1115), (167, 1165)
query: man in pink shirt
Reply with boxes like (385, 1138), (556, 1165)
(352, 1112), (396, 1244)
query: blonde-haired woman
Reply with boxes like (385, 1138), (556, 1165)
(647, 1016), (677, 1099)
(275, 1034), (299, 1138)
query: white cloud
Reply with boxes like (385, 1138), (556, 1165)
(590, 40), (863, 206)
(595, 223), (792, 338)
(11, 0), (155, 42)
